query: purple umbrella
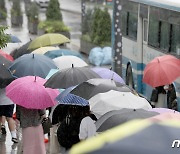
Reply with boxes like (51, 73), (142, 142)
(148, 108), (178, 114)
(91, 67), (125, 84)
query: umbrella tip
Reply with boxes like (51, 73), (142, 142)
(110, 67), (112, 70)
(111, 73), (114, 80)
(133, 109), (136, 111)
(72, 64), (74, 68)
(34, 76), (37, 82)
(33, 54), (35, 58)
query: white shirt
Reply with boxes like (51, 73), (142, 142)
(79, 116), (96, 140)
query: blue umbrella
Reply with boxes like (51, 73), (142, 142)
(9, 54), (57, 78)
(9, 35), (21, 43)
(44, 49), (83, 59)
(56, 93), (89, 106)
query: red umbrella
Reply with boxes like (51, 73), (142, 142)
(143, 55), (180, 88)
(0, 49), (14, 61)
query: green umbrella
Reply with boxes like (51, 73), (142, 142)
(28, 33), (70, 50)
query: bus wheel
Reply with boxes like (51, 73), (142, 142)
(126, 65), (134, 89)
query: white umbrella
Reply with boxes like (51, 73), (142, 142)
(89, 90), (152, 118)
(32, 46), (59, 55)
(53, 56), (88, 70)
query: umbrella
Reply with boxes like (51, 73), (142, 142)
(32, 46), (59, 55)
(69, 78), (135, 100)
(143, 55), (180, 88)
(28, 33), (70, 50)
(6, 76), (59, 109)
(8, 35), (21, 43)
(0, 62), (13, 80)
(0, 55), (12, 67)
(96, 109), (159, 132)
(57, 93), (89, 106)
(148, 107), (178, 114)
(44, 49), (83, 59)
(10, 40), (32, 59)
(0, 49), (14, 61)
(9, 54), (57, 78)
(53, 56), (88, 70)
(69, 120), (180, 154)
(89, 90), (152, 118)
(148, 112), (180, 122)
(91, 67), (125, 84)
(44, 67), (100, 89)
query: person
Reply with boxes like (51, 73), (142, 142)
(166, 84), (177, 110)
(79, 105), (97, 140)
(150, 86), (167, 108)
(16, 105), (46, 154)
(57, 105), (96, 151)
(0, 88), (18, 143)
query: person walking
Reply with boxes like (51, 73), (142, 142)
(0, 88), (18, 143)
(16, 105), (46, 154)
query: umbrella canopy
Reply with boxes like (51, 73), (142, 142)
(6, 76), (59, 109)
(32, 46), (59, 55)
(148, 107), (178, 114)
(10, 40), (32, 59)
(57, 93), (89, 106)
(69, 120), (180, 154)
(9, 35), (21, 43)
(0, 62), (13, 80)
(91, 67), (125, 84)
(44, 67), (100, 89)
(148, 112), (180, 122)
(53, 56), (88, 70)
(89, 90), (152, 118)
(28, 33), (70, 50)
(0, 55), (12, 67)
(44, 49), (83, 59)
(143, 55), (180, 88)
(45, 69), (59, 80)
(96, 109), (159, 132)
(9, 54), (57, 78)
(70, 78), (134, 100)
(0, 49), (14, 61)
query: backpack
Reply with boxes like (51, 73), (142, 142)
(57, 115), (82, 150)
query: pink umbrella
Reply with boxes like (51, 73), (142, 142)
(148, 112), (180, 122)
(148, 108), (178, 114)
(6, 76), (59, 109)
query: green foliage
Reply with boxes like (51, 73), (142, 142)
(0, 10), (7, 20)
(27, 2), (39, 23)
(81, 9), (92, 35)
(0, 26), (10, 49)
(38, 20), (69, 33)
(11, 0), (22, 16)
(93, 8), (111, 45)
(81, 34), (91, 42)
(0, 0), (6, 10)
(90, 7), (102, 41)
(46, 0), (62, 21)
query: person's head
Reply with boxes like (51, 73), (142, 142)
(81, 105), (91, 117)
(68, 105), (82, 118)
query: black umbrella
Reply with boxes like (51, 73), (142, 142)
(44, 66), (100, 89)
(70, 78), (135, 100)
(10, 40), (32, 59)
(95, 109), (159, 132)
(9, 54), (57, 78)
(0, 55), (12, 67)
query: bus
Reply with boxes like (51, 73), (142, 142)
(112, 0), (180, 109)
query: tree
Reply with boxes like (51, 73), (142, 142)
(11, 0), (22, 16)
(27, 2), (39, 23)
(0, 0), (7, 20)
(81, 9), (92, 35)
(46, 0), (62, 21)
(94, 8), (111, 45)
(90, 7), (102, 42)
(0, 26), (10, 49)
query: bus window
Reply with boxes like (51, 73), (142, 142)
(170, 24), (180, 54)
(148, 17), (159, 48)
(121, 11), (128, 36)
(160, 21), (170, 52)
(128, 12), (137, 40)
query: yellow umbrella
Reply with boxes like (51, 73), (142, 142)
(69, 120), (180, 154)
(28, 33), (70, 50)
(32, 46), (59, 55)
